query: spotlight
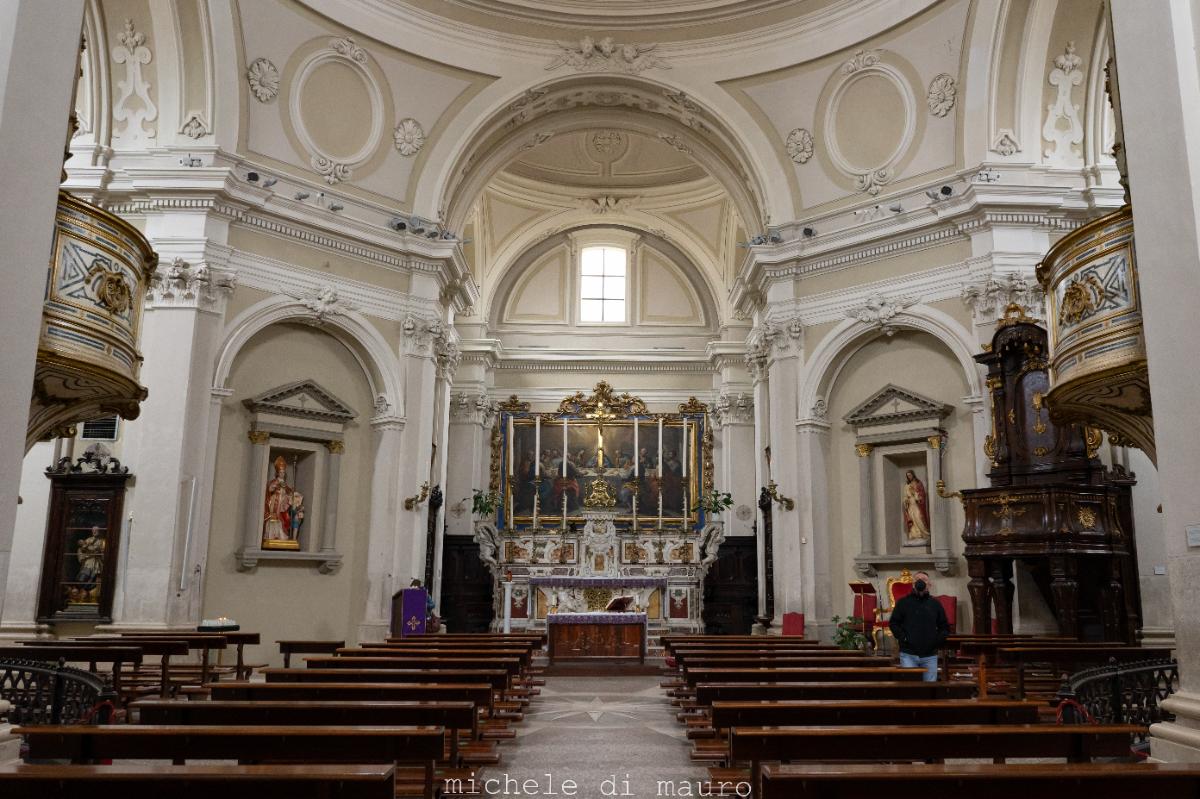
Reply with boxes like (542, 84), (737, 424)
(179, 154), (202, 167)
(410, 217), (428, 235)
(940, 185), (953, 196)
(802, 227), (816, 238)
(390, 216), (409, 232)
(889, 203), (903, 213)
(328, 202), (344, 212)
(246, 171), (259, 182)
(294, 191), (310, 200)
(261, 177), (277, 188)
(440, 230), (456, 240)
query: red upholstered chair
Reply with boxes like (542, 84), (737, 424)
(936, 594), (957, 634)
(782, 612), (805, 637)
(873, 568), (915, 650)
(849, 581), (878, 641)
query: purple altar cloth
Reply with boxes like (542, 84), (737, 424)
(398, 587), (428, 637)
(547, 612), (648, 625)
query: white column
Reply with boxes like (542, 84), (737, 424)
(713, 392), (756, 535)
(111, 239), (235, 630)
(427, 344), (457, 610)
(749, 350), (772, 624)
(445, 392), (498, 536)
(796, 420), (833, 637)
(0, 0), (86, 625)
(765, 334), (803, 622)
(1110, 0), (1200, 762)
(357, 416), (403, 643)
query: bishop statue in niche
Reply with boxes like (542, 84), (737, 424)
(262, 454), (303, 550)
(902, 469), (931, 545)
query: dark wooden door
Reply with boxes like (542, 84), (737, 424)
(703, 536), (759, 634)
(439, 536), (495, 633)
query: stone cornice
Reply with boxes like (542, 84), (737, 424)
(731, 170), (1121, 317)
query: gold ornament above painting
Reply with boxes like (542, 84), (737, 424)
(493, 382), (713, 532)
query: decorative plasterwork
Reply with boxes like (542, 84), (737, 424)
(393, 118), (425, 156)
(545, 37), (671, 74)
(180, 112), (211, 139)
(401, 314), (451, 358)
(1043, 42), (1084, 166)
(110, 19), (157, 148)
(450, 392), (499, 426)
(712, 393), (753, 428)
(785, 128), (814, 164)
(843, 383), (952, 428)
(289, 37), (385, 185)
(285, 285), (359, 324)
(845, 294), (916, 336)
(243, 380), (357, 424)
(246, 58), (279, 103)
(991, 129), (1020, 156)
(823, 51), (916, 196)
(145, 257), (237, 310)
(961, 273), (1045, 327)
(926, 73), (956, 117)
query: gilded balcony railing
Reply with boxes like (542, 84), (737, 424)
(1037, 205), (1154, 463)
(28, 191), (157, 449)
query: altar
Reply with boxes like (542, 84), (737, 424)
(547, 612), (647, 663)
(474, 383), (726, 635)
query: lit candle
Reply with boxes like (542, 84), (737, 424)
(534, 416), (541, 477)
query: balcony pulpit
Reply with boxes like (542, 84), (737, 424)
(958, 307), (1141, 642)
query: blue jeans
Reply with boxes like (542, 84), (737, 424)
(899, 652), (938, 682)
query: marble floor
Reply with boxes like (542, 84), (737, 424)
(488, 675), (709, 799)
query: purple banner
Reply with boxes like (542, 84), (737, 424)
(398, 588), (428, 637)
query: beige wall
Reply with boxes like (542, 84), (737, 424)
(204, 322), (375, 666)
(824, 330), (975, 623)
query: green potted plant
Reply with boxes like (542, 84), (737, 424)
(471, 488), (500, 519)
(694, 489), (734, 516)
(831, 615), (870, 651)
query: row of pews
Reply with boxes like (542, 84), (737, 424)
(661, 633), (1199, 798)
(1, 631), (547, 798)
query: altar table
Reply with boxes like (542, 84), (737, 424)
(546, 612), (647, 664)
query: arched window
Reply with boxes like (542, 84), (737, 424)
(579, 245), (627, 323)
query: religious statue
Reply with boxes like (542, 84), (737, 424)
(72, 526), (105, 602)
(902, 469), (931, 543)
(262, 455), (301, 549)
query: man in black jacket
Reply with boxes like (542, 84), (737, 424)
(888, 571), (950, 681)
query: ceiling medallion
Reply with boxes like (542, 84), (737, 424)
(545, 36), (671, 74)
(246, 58), (279, 103)
(394, 118), (426, 156)
(926, 73), (957, 118)
(785, 128), (813, 164)
(591, 130), (624, 154)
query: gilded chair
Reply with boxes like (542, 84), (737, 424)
(873, 568), (915, 651)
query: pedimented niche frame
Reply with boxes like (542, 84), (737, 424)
(288, 37), (387, 185)
(821, 51), (918, 196)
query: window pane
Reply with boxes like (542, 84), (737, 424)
(602, 248), (626, 276)
(581, 275), (604, 299)
(604, 275), (625, 300)
(581, 247), (605, 275)
(603, 300), (625, 322)
(580, 299), (603, 321)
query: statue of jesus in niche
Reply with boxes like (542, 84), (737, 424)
(902, 469), (931, 544)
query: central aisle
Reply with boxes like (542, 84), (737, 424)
(498, 675), (708, 799)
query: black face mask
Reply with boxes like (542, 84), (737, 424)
(913, 579), (928, 594)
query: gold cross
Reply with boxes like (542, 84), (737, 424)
(989, 494), (1027, 533)
(406, 615), (421, 631)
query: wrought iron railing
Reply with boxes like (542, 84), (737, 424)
(1057, 657), (1177, 741)
(0, 657), (115, 725)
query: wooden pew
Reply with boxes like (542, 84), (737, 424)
(18, 725), (444, 799)
(732, 723), (1144, 796)
(694, 681), (977, 705)
(306, 656), (523, 687)
(27, 639), (189, 700)
(682, 667), (925, 686)
(86, 634), (228, 687)
(757, 763), (1200, 799)
(675, 655), (891, 669)
(996, 646), (1174, 699)
(0, 644), (141, 700)
(209, 681), (495, 717)
(133, 699), (478, 766)
(338, 647), (533, 669)
(277, 639), (344, 668)
(709, 698), (1039, 727)
(262, 667), (510, 691)
(118, 631), (262, 680)
(953, 639), (1127, 695)
(0, 764), (396, 799)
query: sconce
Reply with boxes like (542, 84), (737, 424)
(765, 480), (795, 511)
(404, 481), (430, 511)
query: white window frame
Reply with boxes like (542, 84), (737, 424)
(572, 230), (635, 326)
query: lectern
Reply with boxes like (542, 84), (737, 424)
(390, 587), (428, 637)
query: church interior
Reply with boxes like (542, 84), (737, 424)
(4, 0), (1200, 794)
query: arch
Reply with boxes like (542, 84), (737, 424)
(437, 74), (770, 236)
(798, 304), (983, 422)
(485, 224), (722, 331)
(213, 296), (404, 418)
